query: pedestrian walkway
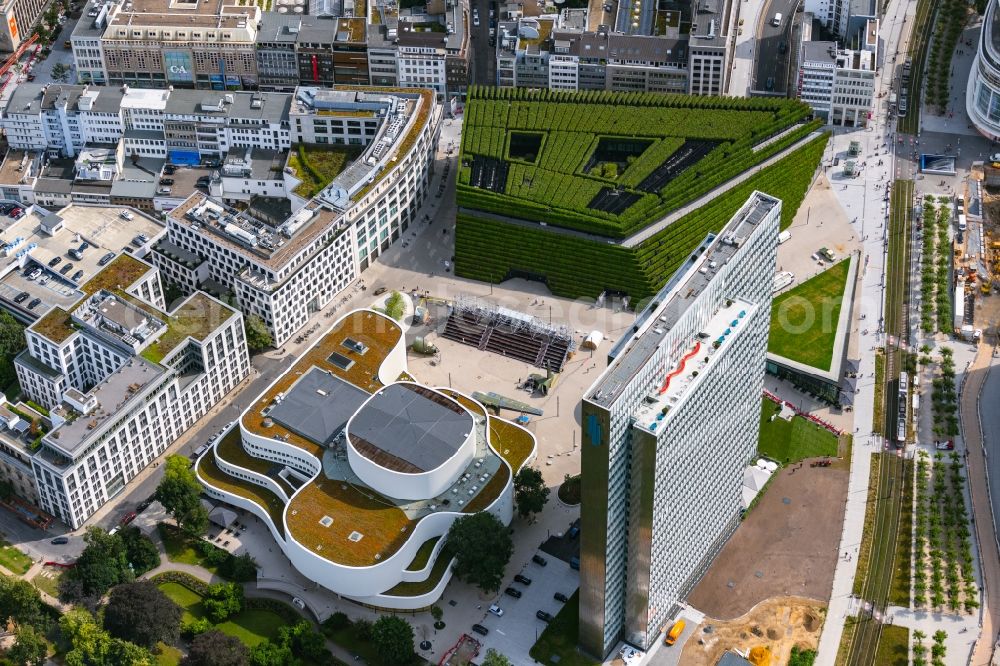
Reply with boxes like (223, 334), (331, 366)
(923, 19), (983, 137)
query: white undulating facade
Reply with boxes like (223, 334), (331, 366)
(578, 192), (781, 658)
(16, 254), (249, 528)
(153, 88), (441, 346)
(197, 308), (535, 609)
(969, 0), (1000, 140)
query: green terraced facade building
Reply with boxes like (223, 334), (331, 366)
(455, 87), (828, 305)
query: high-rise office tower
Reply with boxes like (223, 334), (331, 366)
(579, 192), (782, 658)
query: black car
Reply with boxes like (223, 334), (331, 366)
(554, 592), (569, 603)
(504, 587), (522, 599)
(160, 178), (175, 186)
(98, 252), (115, 266)
(79, 242), (90, 252)
(28, 298), (41, 309)
(164, 165), (177, 175)
(536, 611), (553, 622)
(13, 291), (29, 303)
(48, 256), (61, 267)
(514, 574), (532, 585)
(50, 536), (69, 545)
(471, 624), (489, 636)
(532, 555), (548, 566)
(72, 270), (84, 282)
(60, 263), (73, 275)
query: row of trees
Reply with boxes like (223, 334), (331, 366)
(912, 628), (948, 666)
(923, 0), (967, 115)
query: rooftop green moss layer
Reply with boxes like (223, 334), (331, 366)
(456, 132), (828, 304)
(457, 86), (815, 239)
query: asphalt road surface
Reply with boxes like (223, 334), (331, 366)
(469, 0), (496, 85)
(752, 0), (798, 93)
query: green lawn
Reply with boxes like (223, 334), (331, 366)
(155, 643), (183, 666)
(834, 616), (859, 666)
(768, 258), (851, 370)
(889, 460), (914, 606)
(157, 523), (220, 574)
(31, 568), (63, 598)
(326, 624), (425, 666)
(288, 144), (363, 198)
(757, 399), (840, 464)
(157, 581), (284, 648)
(874, 625), (909, 666)
(0, 538), (32, 574)
(529, 591), (599, 666)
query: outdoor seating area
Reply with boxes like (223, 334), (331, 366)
(442, 300), (573, 372)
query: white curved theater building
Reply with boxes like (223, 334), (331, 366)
(969, 0), (1000, 140)
(196, 308), (536, 609)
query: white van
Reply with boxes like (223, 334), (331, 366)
(958, 214), (967, 231)
(772, 12), (782, 26)
(777, 230), (791, 244)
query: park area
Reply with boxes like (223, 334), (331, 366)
(157, 580), (284, 648)
(0, 537), (32, 574)
(757, 398), (840, 464)
(287, 144), (363, 198)
(768, 258), (852, 371)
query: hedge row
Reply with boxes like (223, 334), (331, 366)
(454, 133), (829, 303)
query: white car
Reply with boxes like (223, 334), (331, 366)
(473, 16), (480, 26)
(292, 597), (305, 610)
(488, 604), (504, 617)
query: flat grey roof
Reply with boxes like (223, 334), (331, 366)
(269, 367), (369, 446)
(348, 383), (473, 474)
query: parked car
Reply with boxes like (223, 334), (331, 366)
(60, 263), (73, 275)
(471, 624), (489, 636)
(514, 574), (532, 585)
(554, 592), (569, 603)
(28, 298), (41, 309)
(120, 511), (137, 525)
(50, 536), (69, 545)
(292, 597), (306, 610)
(373, 286), (387, 295)
(935, 440), (955, 450)
(119, 210), (134, 221)
(488, 604), (504, 617)
(160, 178), (175, 186)
(98, 252), (115, 266)
(567, 525), (579, 539)
(72, 270), (84, 282)
(536, 611), (553, 622)
(48, 257), (61, 267)
(193, 444), (208, 458)
(26, 268), (41, 281)
(532, 555), (548, 566)
(570, 556), (580, 570)
(163, 165), (177, 175)
(13, 291), (28, 303)
(504, 587), (522, 599)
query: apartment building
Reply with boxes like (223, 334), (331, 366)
(579, 193), (780, 658)
(797, 22), (878, 126)
(15, 247), (248, 529)
(496, 6), (728, 95)
(0, 397), (42, 505)
(150, 87), (440, 346)
(255, 12), (301, 92)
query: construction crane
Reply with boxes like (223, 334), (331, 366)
(0, 33), (40, 95)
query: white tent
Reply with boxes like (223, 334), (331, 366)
(581, 330), (604, 350)
(741, 466), (772, 509)
(209, 505), (238, 529)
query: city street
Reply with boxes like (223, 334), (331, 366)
(469, 0), (496, 85)
(751, 0), (798, 93)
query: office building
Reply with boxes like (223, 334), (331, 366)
(14, 241), (248, 528)
(969, 0), (1000, 140)
(152, 87), (440, 346)
(796, 24), (878, 126)
(578, 192), (780, 658)
(197, 307), (535, 608)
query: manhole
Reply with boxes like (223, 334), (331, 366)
(420, 641), (432, 650)
(782, 497), (792, 504)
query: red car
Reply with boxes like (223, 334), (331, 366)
(935, 440), (955, 451)
(119, 511), (137, 526)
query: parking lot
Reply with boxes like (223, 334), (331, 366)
(473, 552), (580, 665)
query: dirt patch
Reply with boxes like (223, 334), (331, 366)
(680, 597), (825, 666)
(687, 453), (849, 619)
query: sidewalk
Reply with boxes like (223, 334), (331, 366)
(729, 0), (768, 96)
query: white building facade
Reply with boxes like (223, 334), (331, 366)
(16, 254), (249, 528)
(969, 0), (1000, 140)
(578, 193), (781, 658)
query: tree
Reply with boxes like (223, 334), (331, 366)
(61, 608), (155, 666)
(249, 640), (294, 666)
(481, 649), (513, 666)
(218, 552), (257, 582)
(321, 611), (350, 632)
(155, 455), (205, 534)
(51, 63), (70, 82)
(514, 467), (550, 519)
(371, 616), (414, 665)
(119, 527), (160, 575)
(7, 624), (48, 666)
(0, 311), (26, 391)
(202, 582), (243, 624)
(62, 527), (131, 603)
(181, 630), (249, 666)
(0, 575), (44, 627)
(103, 581), (182, 649)
(277, 621), (329, 662)
(383, 291), (405, 321)
(0, 477), (13, 500)
(244, 315), (273, 353)
(446, 512), (513, 594)
(788, 646), (816, 666)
